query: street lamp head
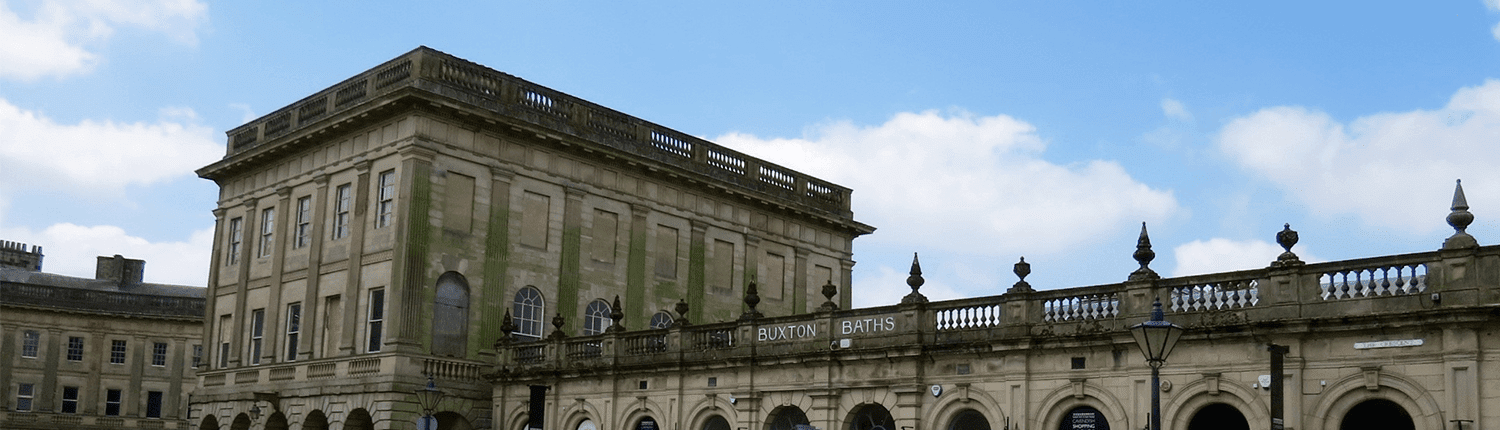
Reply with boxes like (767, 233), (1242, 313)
(249, 404), (261, 421)
(1130, 298), (1184, 368)
(415, 375), (445, 416)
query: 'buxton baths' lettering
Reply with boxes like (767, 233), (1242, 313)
(841, 317), (896, 335)
(759, 324), (817, 341)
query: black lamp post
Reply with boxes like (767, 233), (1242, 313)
(1131, 298), (1183, 430)
(415, 375), (445, 428)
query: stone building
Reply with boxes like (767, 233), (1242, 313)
(190, 47), (873, 430)
(497, 184), (1498, 430)
(1, 244), (205, 429)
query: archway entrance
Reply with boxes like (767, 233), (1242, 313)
(703, 415), (732, 430)
(1059, 406), (1109, 430)
(265, 411), (289, 430)
(346, 408), (375, 430)
(229, 413), (251, 430)
(304, 410), (329, 430)
(848, 403), (894, 430)
(199, 414), (221, 430)
(1187, 403), (1248, 430)
(767, 406), (810, 430)
(1339, 399), (1414, 430)
(436, 411), (474, 430)
(947, 409), (991, 430)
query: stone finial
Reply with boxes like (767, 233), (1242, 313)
(674, 298), (691, 327)
(499, 309), (516, 338)
(740, 277), (764, 321)
(1007, 257), (1034, 293)
(1128, 223), (1160, 282)
(548, 313), (567, 340)
(1272, 223), (1305, 267)
(607, 295), (626, 333)
(819, 278), (840, 312)
(1444, 179), (1479, 250)
(902, 253), (929, 304)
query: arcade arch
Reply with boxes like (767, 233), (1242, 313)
(845, 403), (895, 430)
(1185, 403), (1248, 430)
(947, 409), (991, 430)
(767, 405), (811, 430)
(1313, 371), (1443, 430)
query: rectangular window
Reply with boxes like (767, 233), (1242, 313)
(226, 217), (243, 265)
(191, 345), (202, 368)
(15, 383), (33, 412)
(591, 210), (618, 263)
(320, 295), (342, 358)
(21, 331), (38, 358)
(520, 191), (550, 248)
(151, 342), (167, 367)
(376, 170), (396, 228)
(66, 336), (83, 361)
(61, 386), (78, 413)
(105, 389), (122, 416)
(249, 309), (264, 365)
(217, 314), (231, 368)
(333, 183), (352, 239)
(145, 391), (163, 418)
(294, 196), (312, 248)
(110, 340), (127, 364)
(285, 303), (302, 361)
(258, 207), (275, 257)
(654, 225), (679, 278)
(367, 289), (385, 353)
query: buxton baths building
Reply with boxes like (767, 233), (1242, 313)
(188, 46), (1500, 430)
(496, 185), (1500, 430)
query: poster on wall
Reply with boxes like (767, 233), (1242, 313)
(1059, 406), (1109, 430)
(638, 417), (658, 430)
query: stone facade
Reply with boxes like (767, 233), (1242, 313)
(1, 249), (205, 429)
(190, 47), (872, 430)
(496, 194), (1499, 430)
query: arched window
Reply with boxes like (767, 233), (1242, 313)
(584, 299), (613, 335)
(649, 311), (674, 329)
(513, 287), (545, 339)
(1339, 399), (1413, 430)
(767, 406), (809, 430)
(848, 403), (894, 430)
(432, 272), (470, 357)
(702, 415), (731, 430)
(947, 409), (990, 430)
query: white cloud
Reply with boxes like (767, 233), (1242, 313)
(1217, 79), (1500, 233)
(1170, 238), (1308, 277)
(0, 99), (223, 196)
(0, 223), (212, 286)
(1161, 98), (1192, 122)
(717, 110), (1178, 258)
(0, 0), (208, 80)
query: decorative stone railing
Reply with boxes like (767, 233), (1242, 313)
(0, 283), (203, 319)
(496, 242), (1500, 375)
(217, 47), (852, 216)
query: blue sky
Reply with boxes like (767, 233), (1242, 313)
(2, 1), (1499, 308)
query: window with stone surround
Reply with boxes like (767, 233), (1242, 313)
(21, 331), (38, 358)
(67, 336), (83, 361)
(513, 287), (544, 339)
(258, 207), (275, 257)
(226, 217), (243, 265)
(294, 196), (312, 248)
(333, 183), (352, 239)
(583, 299), (612, 335)
(109, 340), (126, 364)
(376, 170), (397, 228)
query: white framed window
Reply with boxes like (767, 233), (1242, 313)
(66, 336), (83, 361)
(20, 331), (38, 358)
(285, 302), (302, 361)
(513, 287), (545, 339)
(104, 389), (122, 416)
(151, 342), (167, 367)
(333, 183), (352, 239)
(191, 344), (202, 368)
(376, 170), (396, 228)
(258, 207), (275, 257)
(145, 391), (163, 418)
(109, 340), (126, 364)
(583, 299), (612, 335)
(294, 196), (312, 248)
(15, 383), (33, 412)
(649, 311), (675, 329)
(249, 309), (265, 365)
(367, 288), (385, 352)
(226, 217), (243, 265)
(60, 386), (78, 413)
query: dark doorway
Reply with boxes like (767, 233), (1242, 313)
(199, 414), (221, 430)
(229, 413), (251, 430)
(849, 403), (894, 430)
(1186, 403), (1249, 430)
(265, 411), (289, 430)
(303, 410), (329, 430)
(948, 409), (991, 430)
(346, 408), (375, 430)
(767, 406), (810, 430)
(704, 415), (732, 430)
(1059, 406), (1109, 430)
(436, 411), (474, 430)
(1339, 399), (1414, 430)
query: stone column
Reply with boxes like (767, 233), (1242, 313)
(626, 203), (651, 328)
(231, 201), (257, 366)
(687, 220), (708, 322)
(391, 146), (435, 353)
